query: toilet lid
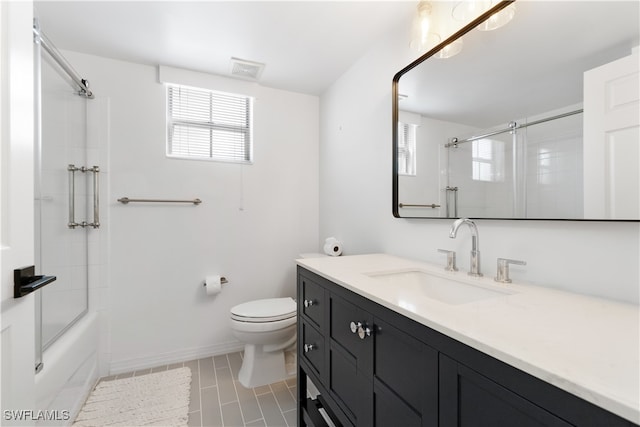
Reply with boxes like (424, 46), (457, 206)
(230, 297), (296, 322)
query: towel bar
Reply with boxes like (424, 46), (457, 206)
(117, 197), (202, 205)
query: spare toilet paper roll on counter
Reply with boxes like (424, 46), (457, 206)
(204, 275), (228, 296)
(323, 237), (343, 257)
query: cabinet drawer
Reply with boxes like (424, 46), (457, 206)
(301, 321), (324, 376)
(300, 276), (325, 329)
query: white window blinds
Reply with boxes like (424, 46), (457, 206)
(167, 85), (253, 163)
(398, 122), (417, 176)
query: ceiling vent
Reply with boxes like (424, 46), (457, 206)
(230, 57), (265, 81)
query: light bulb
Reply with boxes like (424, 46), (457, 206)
(411, 1), (440, 54)
(476, 4), (515, 31)
(452, 0), (515, 31)
(435, 39), (464, 59)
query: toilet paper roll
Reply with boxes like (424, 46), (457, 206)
(323, 237), (343, 257)
(205, 275), (223, 296)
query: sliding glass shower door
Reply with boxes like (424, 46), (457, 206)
(35, 36), (91, 357)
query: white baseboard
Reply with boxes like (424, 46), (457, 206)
(108, 341), (245, 375)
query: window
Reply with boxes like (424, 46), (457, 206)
(167, 84), (253, 163)
(398, 122), (417, 176)
(472, 138), (505, 182)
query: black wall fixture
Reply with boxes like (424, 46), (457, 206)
(14, 265), (56, 298)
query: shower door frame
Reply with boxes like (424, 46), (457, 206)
(33, 19), (96, 371)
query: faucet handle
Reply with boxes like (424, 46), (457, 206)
(437, 249), (458, 272)
(495, 258), (526, 283)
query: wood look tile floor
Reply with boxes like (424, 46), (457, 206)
(100, 351), (297, 427)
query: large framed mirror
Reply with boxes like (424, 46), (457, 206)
(392, 0), (639, 220)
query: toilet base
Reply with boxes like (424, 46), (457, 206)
(238, 344), (292, 388)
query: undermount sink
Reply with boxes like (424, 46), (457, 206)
(366, 269), (516, 305)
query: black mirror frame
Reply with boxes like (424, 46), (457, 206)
(389, 0), (640, 222)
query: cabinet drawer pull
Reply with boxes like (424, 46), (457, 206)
(350, 321), (362, 334)
(304, 299), (315, 308)
(304, 343), (316, 353)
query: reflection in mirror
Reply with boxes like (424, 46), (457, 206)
(393, 1), (640, 220)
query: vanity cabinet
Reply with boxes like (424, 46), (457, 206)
(296, 266), (636, 427)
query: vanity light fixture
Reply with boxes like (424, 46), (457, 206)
(452, 0), (515, 31)
(475, 3), (515, 31)
(410, 1), (440, 54)
(435, 38), (464, 59)
(411, 1), (464, 59)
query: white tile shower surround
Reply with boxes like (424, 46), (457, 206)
(98, 351), (297, 427)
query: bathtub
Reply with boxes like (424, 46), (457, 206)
(35, 312), (99, 426)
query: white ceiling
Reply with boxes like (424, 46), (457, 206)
(398, 1), (640, 127)
(34, 1), (417, 95)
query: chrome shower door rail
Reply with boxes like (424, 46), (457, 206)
(33, 26), (94, 99)
(68, 164), (100, 229)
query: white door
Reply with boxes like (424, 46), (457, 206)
(1, 1), (37, 424)
(583, 51), (640, 219)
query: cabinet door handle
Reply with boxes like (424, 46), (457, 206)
(303, 343), (316, 353)
(357, 326), (372, 340)
(350, 321), (362, 334)
(303, 299), (315, 308)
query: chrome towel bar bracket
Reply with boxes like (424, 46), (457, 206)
(117, 197), (202, 205)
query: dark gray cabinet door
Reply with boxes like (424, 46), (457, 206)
(373, 317), (438, 427)
(440, 354), (573, 427)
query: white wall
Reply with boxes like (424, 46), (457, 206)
(64, 51), (319, 373)
(319, 20), (640, 304)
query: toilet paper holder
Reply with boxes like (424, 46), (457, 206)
(203, 276), (228, 287)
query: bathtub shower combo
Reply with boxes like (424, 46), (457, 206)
(33, 19), (101, 421)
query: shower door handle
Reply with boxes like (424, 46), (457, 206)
(68, 164), (80, 228)
(88, 166), (100, 228)
(68, 164), (100, 229)
(446, 186), (458, 218)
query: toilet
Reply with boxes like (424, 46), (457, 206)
(230, 297), (297, 388)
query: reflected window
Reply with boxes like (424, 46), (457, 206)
(472, 138), (505, 182)
(537, 148), (552, 185)
(398, 122), (417, 176)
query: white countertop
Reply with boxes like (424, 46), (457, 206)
(296, 253), (640, 424)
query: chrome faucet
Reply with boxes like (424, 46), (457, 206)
(449, 218), (482, 277)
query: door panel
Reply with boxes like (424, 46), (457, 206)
(584, 52), (640, 218)
(1, 1), (37, 421)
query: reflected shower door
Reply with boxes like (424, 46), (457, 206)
(36, 51), (89, 351)
(447, 134), (513, 218)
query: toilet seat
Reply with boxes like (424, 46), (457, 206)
(230, 297), (296, 323)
